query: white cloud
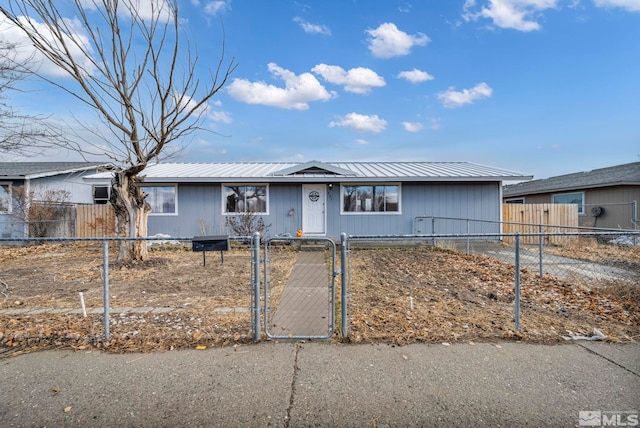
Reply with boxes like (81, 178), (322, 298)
(208, 109), (232, 123)
(201, 147), (228, 155)
(429, 118), (442, 130)
(203, 0), (231, 15)
(437, 82), (493, 108)
(594, 0), (640, 11)
(402, 122), (424, 132)
(0, 16), (97, 78)
(463, 0), (559, 31)
(227, 63), (334, 110)
(398, 2), (413, 12)
(355, 138), (370, 145)
(365, 23), (429, 58)
(329, 113), (387, 133)
(311, 64), (385, 94)
(174, 93), (232, 123)
(293, 17), (331, 35)
(397, 69), (435, 83)
(80, 0), (175, 21)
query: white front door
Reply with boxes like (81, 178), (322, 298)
(302, 184), (326, 235)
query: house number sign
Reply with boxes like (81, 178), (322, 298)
(308, 191), (320, 202)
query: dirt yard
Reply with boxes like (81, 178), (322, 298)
(0, 241), (638, 354)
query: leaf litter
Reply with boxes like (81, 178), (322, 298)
(1, 242), (638, 355)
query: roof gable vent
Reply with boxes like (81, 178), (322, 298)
(270, 160), (358, 177)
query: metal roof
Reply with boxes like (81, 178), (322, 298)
(93, 161), (532, 183)
(503, 162), (640, 197)
(0, 162), (110, 180)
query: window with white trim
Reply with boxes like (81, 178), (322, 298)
(342, 184), (400, 213)
(0, 183), (12, 213)
(143, 185), (177, 215)
(223, 185), (268, 214)
(552, 191), (584, 215)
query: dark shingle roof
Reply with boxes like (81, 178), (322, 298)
(503, 162), (640, 197)
(0, 162), (109, 179)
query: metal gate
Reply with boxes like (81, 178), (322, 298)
(263, 237), (336, 340)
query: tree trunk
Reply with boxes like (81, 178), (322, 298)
(110, 171), (150, 262)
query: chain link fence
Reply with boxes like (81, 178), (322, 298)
(1, 226), (638, 352)
(0, 236), (257, 353)
(344, 229), (639, 343)
(263, 237), (336, 340)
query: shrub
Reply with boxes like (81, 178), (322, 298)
(224, 211), (270, 238)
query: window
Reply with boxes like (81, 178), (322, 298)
(93, 185), (110, 204)
(143, 185), (177, 215)
(553, 191), (584, 214)
(505, 198), (525, 204)
(223, 185), (268, 214)
(0, 183), (11, 213)
(342, 184), (400, 213)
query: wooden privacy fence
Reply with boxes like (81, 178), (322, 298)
(502, 203), (578, 245)
(76, 204), (116, 237)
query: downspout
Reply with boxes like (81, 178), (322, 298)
(23, 178), (31, 238)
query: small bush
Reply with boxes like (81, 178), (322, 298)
(224, 211), (271, 238)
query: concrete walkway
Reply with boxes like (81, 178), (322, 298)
(268, 251), (332, 339)
(1, 342), (638, 427)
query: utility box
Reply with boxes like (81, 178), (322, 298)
(192, 235), (230, 265)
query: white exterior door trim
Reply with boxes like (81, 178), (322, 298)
(302, 184), (326, 235)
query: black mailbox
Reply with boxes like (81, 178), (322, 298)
(192, 235), (230, 266)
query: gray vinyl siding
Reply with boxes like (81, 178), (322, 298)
(32, 172), (98, 204)
(329, 182), (500, 236)
(502, 185), (639, 229)
(147, 183), (303, 238)
(148, 184), (220, 237)
(148, 181), (502, 238)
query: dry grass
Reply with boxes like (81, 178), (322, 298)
(347, 246), (638, 345)
(1, 241), (638, 355)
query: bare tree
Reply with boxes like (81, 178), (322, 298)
(0, 41), (59, 156)
(0, 0), (237, 261)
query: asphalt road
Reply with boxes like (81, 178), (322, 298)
(1, 342), (639, 427)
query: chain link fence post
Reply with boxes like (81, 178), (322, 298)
(103, 239), (110, 339)
(466, 219), (470, 255)
(252, 232), (261, 342)
(341, 233), (349, 338)
(515, 233), (521, 333)
(538, 223), (543, 277)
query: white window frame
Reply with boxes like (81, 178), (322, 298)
(222, 184), (269, 215)
(552, 191), (585, 215)
(142, 184), (178, 216)
(340, 183), (401, 215)
(0, 182), (12, 214)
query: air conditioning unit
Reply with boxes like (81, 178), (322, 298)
(93, 185), (110, 204)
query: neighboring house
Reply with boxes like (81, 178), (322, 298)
(0, 162), (111, 238)
(503, 162), (640, 230)
(84, 161), (531, 238)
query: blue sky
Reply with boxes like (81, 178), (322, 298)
(2, 0), (639, 179)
